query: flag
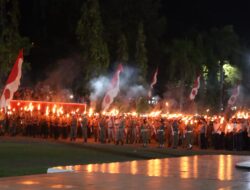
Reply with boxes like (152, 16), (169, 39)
(189, 75), (200, 100)
(0, 49), (23, 109)
(148, 68), (158, 98)
(227, 85), (240, 106)
(102, 64), (123, 111)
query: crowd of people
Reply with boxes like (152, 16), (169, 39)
(0, 109), (250, 151)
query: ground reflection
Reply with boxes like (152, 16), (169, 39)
(19, 180), (40, 185)
(218, 155), (232, 180)
(50, 184), (74, 189)
(55, 155), (240, 181)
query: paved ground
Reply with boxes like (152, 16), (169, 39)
(0, 155), (250, 190)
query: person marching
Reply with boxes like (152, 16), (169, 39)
(81, 114), (88, 143)
(70, 114), (77, 141)
(141, 119), (149, 147)
(99, 116), (106, 143)
(185, 121), (193, 150)
(107, 116), (114, 143)
(172, 120), (179, 149)
(93, 117), (99, 142)
(129, 117), (137, 144)
(114, 116), (120, 144)
(200, 120), (207, 149)
(116, 116), (125, 145)
(157, 119), (165, 148)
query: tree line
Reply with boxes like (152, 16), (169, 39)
(0, 0), (248, 112)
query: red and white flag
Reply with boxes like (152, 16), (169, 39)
(227, 85), (240, 106)
(102, 64), (123, 111)
(148, 68), (158, 97)
(0, 49), (23, 109)
(189, 75), (200, 100)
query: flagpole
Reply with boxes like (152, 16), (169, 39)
(219, 61), (224, 112)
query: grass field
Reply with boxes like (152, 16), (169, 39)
(0, 137), (139, 177)
(0, 137), (249, 178)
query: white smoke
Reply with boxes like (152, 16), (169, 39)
(89, 76), (110, 101)
(126, 85), (147, 98)
(89, 65), (148, 102)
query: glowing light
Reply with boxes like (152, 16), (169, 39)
(45, 106), (49, 116)
(19, 180), (40, 185)
(131, 111), (137, 117)
(149, 111), (161, 117)
(220, 117), (224, 124)
(110, 109), (119, 116)
(52, 104), (57, 114)
(88, 108), (93, 116)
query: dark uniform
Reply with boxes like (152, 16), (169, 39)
(70, 115), (77, 141)
(141, 120), (148, 147)
(40, 115), (49, 138)
(186, 123), (193, 149)
(127, 119), (137, 144)
(99, 117), (106, 143)
(81, 116), (88, 143)
(116, 118), (125, 145)
(172, 120), (179, 149)
(200, 122), (207, 149)
(107, 117), (114, 143)
(157, 121), (165, 148)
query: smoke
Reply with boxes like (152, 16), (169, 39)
(120, 66), (148, 98)
(89, 65), (148, 102)
(89, 76), (110, 101)
(43, 56), (81, 89)
(32, 55), (82, 102)
(126, 85), (147, 98)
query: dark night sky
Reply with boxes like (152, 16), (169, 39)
(163, 1), (250, 40)
(18, 0), (250, 84)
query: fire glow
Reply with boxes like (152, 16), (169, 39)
(7, 100), (87, 116)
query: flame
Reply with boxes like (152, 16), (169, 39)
(220, 117), (224, 124)
(131, 111), (137, 117)
(52, 104), (56, 114)
(235, 111), (249, 119)
(148, 110), (161, 117)
(110, 109), (119, 116)
(28, 102), (34, 112)
(88, 108), (93, 116)
(45, 106), (49, 116)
